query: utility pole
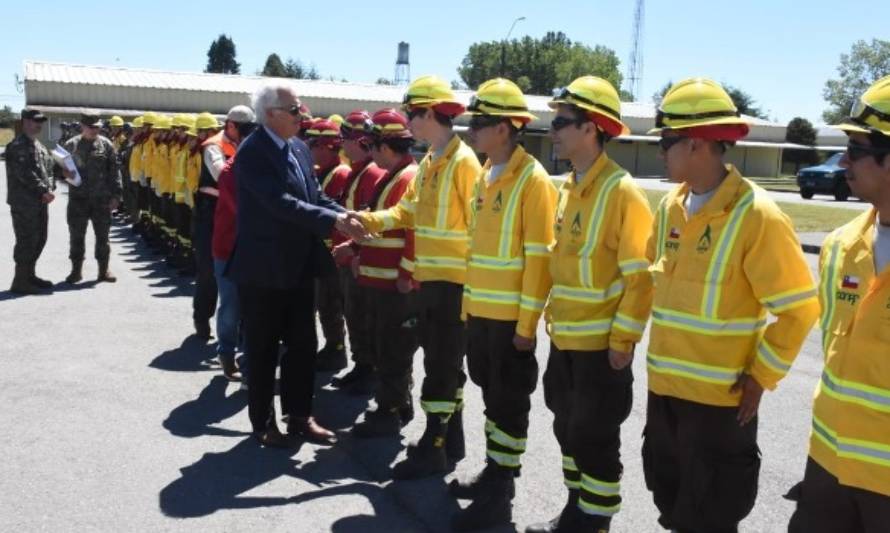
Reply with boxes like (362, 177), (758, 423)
(624, 0), (645, 101)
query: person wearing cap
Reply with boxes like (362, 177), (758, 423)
(349, 108), (421, 439)
(524, 77), (653, 533)
(61, 112), (123, 284)
(131, 112), (156, 237)
(169, 114), (197, 274)
(5, 108), (55, 294)
(443, 79), (557, 531)
(149, 115), (175, 255)
(642, 78), (819, 532)
(108, 116), (126, 151)
(192, 105), (255, 340)
(357, 75), (482, 479)
(226, 81), (371, 447)
(787, 75), (890, 532)
(304, 118), (352, 372)
(328, 110), (387, 393)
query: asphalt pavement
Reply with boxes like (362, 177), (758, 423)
(0, 166), (827, 532)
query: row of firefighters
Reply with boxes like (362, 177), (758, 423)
(112, 73), (890, 533)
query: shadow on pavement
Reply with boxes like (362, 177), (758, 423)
(149, 335), (218, 373)
(163, 375), (249, 438)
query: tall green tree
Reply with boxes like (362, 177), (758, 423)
(205, 34), (240, 74)
(457, 31), (623, 95)
(260, 53), (288, 77)
(823, 38), (890, 124)
(0, 105), (16, 128)
(784, 117), (819, 170)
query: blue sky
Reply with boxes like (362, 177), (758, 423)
(2, 1), (887, 125)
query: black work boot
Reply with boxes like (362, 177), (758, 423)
(449, 461), (515, 500)
(446, 408), (466, 462)
(451, 465), (515, 531)
(97, 260), (117, 283)
(65, 260), (84, 284)
(331, 362), (374, 389)
(352, 407), (402, 438)
(28, 263), (53, 289)
(10, 264), (40, 294)
(194, 320), (212, 340)
(315, 342), (348, 372)
(392, 415), (448, 480)
(525, 489), (582, 533)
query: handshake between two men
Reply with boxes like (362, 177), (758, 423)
(333, 210), (376, 243)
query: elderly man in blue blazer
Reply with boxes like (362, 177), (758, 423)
(227, 82), (371, 447)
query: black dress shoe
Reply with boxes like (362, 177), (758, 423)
(254, 426), (291, 448)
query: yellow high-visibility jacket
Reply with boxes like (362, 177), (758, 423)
(362, 134), (482, 285)
(142, 138), (157, 184)
(152, 142), (170, 195)
(129, 142), (144, 184)
(167, 143), (181, 197)
(809, 208), (890, 497)
(463, 145), (558, 338)
(173, 145), (188, 204)
(646, 166), (819, 406)
(184, 150), (202, 209)
(547, 154), (654, 353)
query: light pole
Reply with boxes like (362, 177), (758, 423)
(500, 16), (525, 77)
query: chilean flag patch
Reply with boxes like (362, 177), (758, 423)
(669, 227), (681, 239)
(842, 275), (860, 289)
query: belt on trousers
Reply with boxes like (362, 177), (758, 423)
(198, 186), (219, 197)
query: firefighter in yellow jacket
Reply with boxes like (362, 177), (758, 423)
(788, 75), (890, 532)
(446, 79), (557, 531)
(358, 75), (482, 479)
(643, 78), (820, 533)
(525, 76), (653, 533)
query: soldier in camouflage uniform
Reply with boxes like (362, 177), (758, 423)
(61, 112), (123, 284)
(5, 108), (55, 294)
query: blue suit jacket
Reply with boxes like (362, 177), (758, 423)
(226, 127), (344, 289)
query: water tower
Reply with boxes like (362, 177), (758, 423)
(394, 42), (410, 85)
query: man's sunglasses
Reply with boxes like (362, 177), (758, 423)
(274, 103), (304, 116)
(406, 107), (427, 120)
(550, 115), (586, 132)
(658, 135), (688, 152)
(847, 140), (890, 162)
(468, 115), (505, 131)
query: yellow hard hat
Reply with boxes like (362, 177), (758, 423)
(195, 112), (220, 130)
(328, 113), (344, 125)
(108, 115), (124, 127)
(648, 78), (749, 135)
(153, 115), (172, 130)
(179, 113), (196, 129)
(549, 76), (630, 137)
(143, 111), (159, 126)
(466, 78), (537, 126)
(833, 75), (890, 138)
(402, 75), (465, 116)
(132, 116), (144, 128)
(186, 126), (198, 138)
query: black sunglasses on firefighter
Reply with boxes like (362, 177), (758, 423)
(468, 114), (507, 131)
(847, 140), (890, 162)
(406, 107), (427, 120)
(550, 115), (587, 132)
(658, 135), (689, 152)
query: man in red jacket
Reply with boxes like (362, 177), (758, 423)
(351, 108), (421, 437)
(305, 118), (352, 372)
(330, 110), (387, 394)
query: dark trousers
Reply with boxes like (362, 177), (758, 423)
(543, 346), (632, 527)
(10, 203), (48, 266)
(67, 196), (112, 262)
(124, 180), (139, 220)
(192, 195), (217, 323)
(137, 183), (150, 213)
(339, 266), (373, 365)
(642, 392), (761, 533)
(788, 458), (890, 533)
(177, 204), (192, 242)
(366, 286), (419, 410)
(467, 316), (538, 471)
(418, 281), (467, 418)
(239, 282), (317, 433)
(316, 268), (345, 347)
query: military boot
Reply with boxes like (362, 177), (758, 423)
(450, 464), (515, 531)
(28, 263), (53, 289)
(525, 489), (583, 533)
(97, 260), (117, 283)
(449, 460), (516, 500)
(352, 407), (402, 438)
(10, 264), (40, 294)
(65, 260), (84, 284)
(392, 414), (448, 480)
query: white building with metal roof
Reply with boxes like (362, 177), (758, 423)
(23, 60), (844, 176)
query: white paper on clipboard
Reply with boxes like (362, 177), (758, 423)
(51, 145), (82, 187)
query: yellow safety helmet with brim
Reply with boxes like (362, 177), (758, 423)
(833, 75), (890, 138)
(401, 75), (466, 117)
(195, 112), (220, 130)
(466, 78), (537, 128)
(648, 78), (749, 134)
(549, 76), (630, 137)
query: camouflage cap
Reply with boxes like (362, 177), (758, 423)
(80, 112), (102, 127)
(21, 108), (47, 122)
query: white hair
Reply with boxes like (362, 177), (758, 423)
(252, 81), (298, 125)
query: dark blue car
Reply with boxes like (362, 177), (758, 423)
(796, 153), (853, 201)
